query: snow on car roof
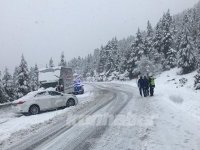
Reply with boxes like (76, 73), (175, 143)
(23, 88), (57, 98)
(39, 67), (61, 83)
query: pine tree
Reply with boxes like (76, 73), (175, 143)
(16, 55), (30, 98)
(147, 20), (153, 37)
(93, 48), (100, 73)
(110, 37), (119, 72)
(194, 68), (200, 90)
(178, 34), (196, 74)
(0, 71), (10, 103)
(29, 64), (39, 91)
(144, 21), (154, 58)
(2, 67), (14, 100)
(49, 57), (54, 68)
(59, 52), (67, 67)
(161, 10), (173, 59)
(153, 21), (163, 54)
(104, 40), (114, 76)
(126, 48), (137, 79)
(13, 67), (19, 99)
(178, 14), (196, 74)
(132, 28), (145, 61)
(164, 48), (177, 69)
(98, 46), (106, 74)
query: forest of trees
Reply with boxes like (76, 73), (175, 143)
(1, 1), (200, 103)
(0, 53), (67, 103)
(67, 1), (200, 87)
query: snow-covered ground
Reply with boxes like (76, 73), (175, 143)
(1, 68), (200, 150)
(0, 84), (94, 146)
(113, 68), (200, 118)
(99, 68), (200, 150)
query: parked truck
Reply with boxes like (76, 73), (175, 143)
(39, 67), (74, 94)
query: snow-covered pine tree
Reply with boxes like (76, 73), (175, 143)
(49, 57), (54, 68)
(104, 40), (114, 77)
(144, 21), (154, 58)
(59, 52), (67, 67)
(93, 48), (100, 73)
(177, 34), (196, 74)
(12, 66), (19, 99)
(0, 71), (10, 103)
(194, 68), (200, 90)
(153, 21), (163, 54)
(161, 10), (173, 59)
(29, 64), (39, 91)
(147, 20), (154, 37)
(2, 67), (14, 100)
(126, 47), (137, 79)
(110, 37), (120, 73)
(164, 48), (177, 69)
(160, 10), (177, 70)
(177, 14), (196, 74)
(16, 55), (31, 98)
(98, 46), (106, 74)
(118, 36), (135, 77)
(132, 28), (145, 61)
(152, 20), (165, 65)
(34, 64), (39, 87)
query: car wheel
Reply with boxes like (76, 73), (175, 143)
(29, 105), (40, 115)
(66, 98), (75, 107)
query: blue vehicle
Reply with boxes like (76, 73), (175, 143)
(73, 79), (84, 95)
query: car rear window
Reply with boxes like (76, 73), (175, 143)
(35, 91), (47, 97)
(48, 91), (61, 96)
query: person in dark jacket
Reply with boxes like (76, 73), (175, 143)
(143, 76), (149, 97)
(138, 76), (144, 97)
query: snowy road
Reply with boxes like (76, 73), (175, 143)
(35, 83), (133, 150)
(2, 82), (200, 150)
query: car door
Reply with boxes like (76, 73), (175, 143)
(48, 91), (65, 108)
(34, 91), (52, 111)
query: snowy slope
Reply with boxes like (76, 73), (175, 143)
(90, 70), (200, 150)
(113, 68), (200, 118)
(99, 68), (200, 150)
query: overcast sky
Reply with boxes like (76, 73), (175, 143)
(0, 0), (199, 73)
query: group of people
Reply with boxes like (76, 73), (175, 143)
(137, 75), (155, 97)
(56, 84), (64, 92)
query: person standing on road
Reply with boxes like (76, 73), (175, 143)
(143, 76), (149, 97)
(138, 76), (144, 97)
(149, 76), (155, 96)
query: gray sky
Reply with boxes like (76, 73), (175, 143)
(0, 0), (199, 73)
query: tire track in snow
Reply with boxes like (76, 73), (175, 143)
(73, 85), (133, 150)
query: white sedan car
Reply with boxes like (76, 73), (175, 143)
(12, 90), (78, 115)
